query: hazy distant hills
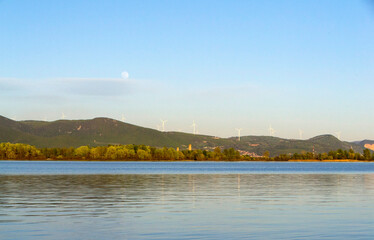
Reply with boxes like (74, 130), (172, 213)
(0, 115), (369, 157)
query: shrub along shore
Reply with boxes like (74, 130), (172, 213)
(0, 142), (373, 161)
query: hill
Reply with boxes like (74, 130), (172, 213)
(0, 115), (368, 157)
(354, 140), (374, 151)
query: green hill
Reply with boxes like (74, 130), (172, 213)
(0, 115), (366, 156)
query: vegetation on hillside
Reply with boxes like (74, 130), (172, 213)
(0, 142), (373, 161)
(0, 115), (366, 157)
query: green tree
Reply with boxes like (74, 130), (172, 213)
(213, 147), (223, 160)
(223, 148), (240, 160)
(348, 149), (355, 159)
(363, 149), (371, 160)
(154, 149), (164, 160)
(176, 151), (185, 160)
(137, 149), (151, 160)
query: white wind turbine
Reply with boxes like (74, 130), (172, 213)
(299, 129), (303, 140)
(61, 112), (66, 120)
(235, 128), (243, 141)
(335, 131), (341, 140)
(121, 114), (126, 122)
(160, 119), (167, 132)
(192, 120), (197, 135)
(268, 125), (275, 136)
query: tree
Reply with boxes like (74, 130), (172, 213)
(348, 149), (355, 159)
(154, 149), (164, 160)
(116, 147), (129, 160)
(167, 148), (178, 160)
(223, 148), (240, 160)
(90, 147), (102, 159)
(137, 149), (151, 160)
(75, 146), (90, 159)
(363, 149), (371, 160)
(213, 147), (223, 160)
(176, 151), (185, 160)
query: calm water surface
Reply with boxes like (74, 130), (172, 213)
(1, 161), (374, 239)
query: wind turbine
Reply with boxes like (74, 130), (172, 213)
(160, 119), (167, 132)
(235, 128), (243, 141)
(299, 129), (303, 140)
(268, 125), (275, 136)
(121, 114), (126, 122)
(192, 120), (197, 135)
(335, 131), (341, 140)
(61, 112), (66, 120)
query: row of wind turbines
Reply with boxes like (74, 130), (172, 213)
(157, 119), (199, 134)
(155, 120), (343, 141)
(58, 113), (343, 141)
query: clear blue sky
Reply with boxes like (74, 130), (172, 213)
(1, 0), (373, 140)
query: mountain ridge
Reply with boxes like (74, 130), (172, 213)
(0, 115), (370, 157)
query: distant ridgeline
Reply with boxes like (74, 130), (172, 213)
(0, 115), (372, 157)
(0, 143), (373, 161)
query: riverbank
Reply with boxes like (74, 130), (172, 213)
(1, 159), (373, 162)
(2, 143), (373, 162)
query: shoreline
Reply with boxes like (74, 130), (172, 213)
(1, 159), (373, 162)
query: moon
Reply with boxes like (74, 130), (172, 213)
(121, 71), (129, 79)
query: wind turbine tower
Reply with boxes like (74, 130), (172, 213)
(268, 125), (275, 137)
(299, 129), (303, 140)
(192, 120), (197, 135)
(121, 114), (126, 122)
(235, 128), (243, 141)
(335, 131), (341, 140)
(61, 112), (66, 120)
(160, 119), (167, 132)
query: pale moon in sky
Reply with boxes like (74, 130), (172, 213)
(121, 71), (129, 79)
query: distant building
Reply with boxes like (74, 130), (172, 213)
(238, 150), (261, 158)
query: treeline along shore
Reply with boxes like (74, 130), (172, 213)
(0, 142), (373, 161)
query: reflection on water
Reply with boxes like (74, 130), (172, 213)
(1, 174), (374, 239)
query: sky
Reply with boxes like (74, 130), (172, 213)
(0, 0), (374, 141)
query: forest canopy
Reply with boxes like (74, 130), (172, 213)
(0, 142), (372, 161)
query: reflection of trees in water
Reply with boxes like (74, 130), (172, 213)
(1, 174), (374, 211)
